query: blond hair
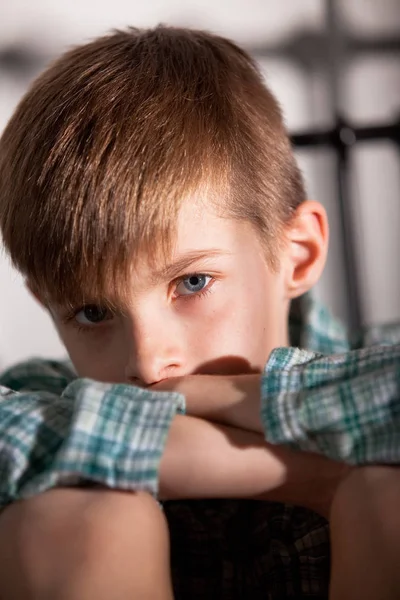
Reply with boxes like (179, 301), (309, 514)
(0, 26), (305, 306)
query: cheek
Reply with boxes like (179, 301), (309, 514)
(185, 286), (268, 361)
(187, 273), (284, 371)
(57, 327), (127, 382)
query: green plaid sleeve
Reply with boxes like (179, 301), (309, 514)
(0, 360), (185, 510)
(261, 344), (400, 465)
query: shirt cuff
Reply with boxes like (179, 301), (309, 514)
(260, 345), (400, 465)
(260, 347), (322, 451)
(18, 379), (186, 501)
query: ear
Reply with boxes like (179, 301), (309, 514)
(283, 200), (329, 299)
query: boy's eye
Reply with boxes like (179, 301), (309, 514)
(175, 274), (212, 296)
(75, 305), (110, 325)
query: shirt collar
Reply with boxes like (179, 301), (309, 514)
(289, 293), (350, 354)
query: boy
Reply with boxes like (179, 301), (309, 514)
(0, 26), (399, 600)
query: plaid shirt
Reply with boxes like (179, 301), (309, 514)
(1, 294), (399, 598)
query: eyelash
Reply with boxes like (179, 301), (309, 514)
(61, 309), (112, 335)
(173, 273), (215, 302)
(178, 286), (213, 302)
(62, 272), (215, 333)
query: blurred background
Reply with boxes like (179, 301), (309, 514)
(0, 0), (399, 369)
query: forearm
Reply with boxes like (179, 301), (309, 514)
(154, 373), (263, 433)
(157, 344), (400, 465)
(159, 414), (348, 517)
(0, 377), (184, 508)
(262, 345), (400, 464)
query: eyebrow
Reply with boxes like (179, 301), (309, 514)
(52, 249), (232, 312)
(150, 249), (232, 284)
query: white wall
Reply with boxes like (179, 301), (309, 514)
(1, 0), (399, 369)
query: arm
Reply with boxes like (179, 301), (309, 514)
(0, 360), (184, 510)
(0, 359), (345, 517)
(156, 344), (400, 465)
(262, 344), (400, 464)
(159, 414), (347, 517)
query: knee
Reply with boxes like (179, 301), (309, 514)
(329, 466), (400, 600)
(331, 465), (400, 531)
(0, 488), (172, 599)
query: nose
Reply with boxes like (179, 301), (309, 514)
(124, 314), (185, 386)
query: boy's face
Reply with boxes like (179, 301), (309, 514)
(51, 198), (292, 385)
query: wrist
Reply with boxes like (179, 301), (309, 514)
(154, 373), (263, 433)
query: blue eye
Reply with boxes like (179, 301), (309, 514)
(75, 305), (110, 325)
(176, 274), (212, 296)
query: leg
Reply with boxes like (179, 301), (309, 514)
(0, 488), (174, 600)
(329, 466), (400, 600)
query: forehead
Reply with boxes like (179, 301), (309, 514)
(116, 201), (221, 290)
(48, 196), (263, 309)
(173, 196), (254, 254)
(121, 198), (269, 299)
(113, 200), (262, 303)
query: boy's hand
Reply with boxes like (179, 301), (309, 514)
(153, 373), (263, 433)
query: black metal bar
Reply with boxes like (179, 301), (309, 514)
(251, 33), (400, 67)
(291, 118), (400, 147)
(330, 121), (362, 333)
(334, 123), (361, 332)
(325, 0), (363, 333)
